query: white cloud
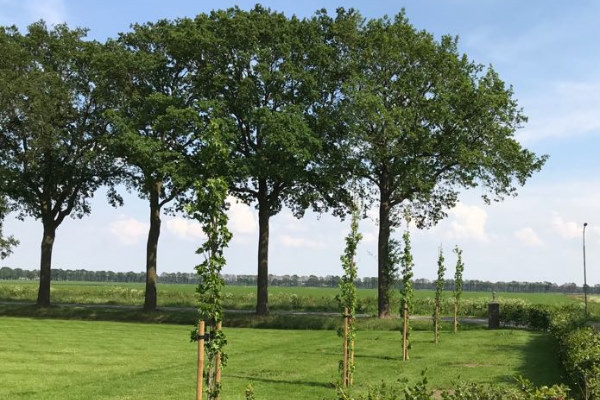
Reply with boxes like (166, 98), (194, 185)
(227, 196), (257, 235)
(108, 217), (148, 245)
(280, 234), (328, 249)
(551, 213), (581, 239)
(521, 80), (600, 142)
(514, 227), (544, 247)
(25, 0), (67, 25)
(445, 203), (489, 242)
(165, 217), (205, 241)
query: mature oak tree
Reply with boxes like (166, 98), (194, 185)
(0, 23), (117, 306)
(105, 19), (227, 311)
(343, 13), (547, 317)
(191, 7), (346, 314)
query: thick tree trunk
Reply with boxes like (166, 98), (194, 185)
(377, 192), (392, 318)
(144, 181), (162, 311)
(37, 221), (56, 307)
(256, 187), (270, 315)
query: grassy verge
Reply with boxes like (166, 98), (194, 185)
(0, 317), (562, 399)
(0, 303), (485, 331)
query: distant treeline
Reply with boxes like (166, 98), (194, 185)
(0, 266), (595, 294)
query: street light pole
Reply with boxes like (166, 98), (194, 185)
(583, 222), (588, 317)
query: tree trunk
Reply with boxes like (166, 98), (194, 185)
(256, 186), (270, 315)
(377, 192), (392, 318)
(144, 181), (162, 311)
(37, 221), (56, 307)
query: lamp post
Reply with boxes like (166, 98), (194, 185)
(583, 222), (588, 317)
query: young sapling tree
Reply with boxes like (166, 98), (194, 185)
(338, 204), (362, 387)
(453, 246), (465, 333)
(399, 228), (414, 360)
(433, 246), (446, 343)
(190, 178), (231, 400)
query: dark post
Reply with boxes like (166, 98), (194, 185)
(488, 302), (500, 329)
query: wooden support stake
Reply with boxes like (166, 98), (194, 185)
(342, 307), (349, 387)
(197, 320), (205, 400)
(402, 305), (409, 361)
(454, 302), (458, 333)
(434, 306), (438, 344)
(349, 316), (354, 386)
(215, 320), (222, 400)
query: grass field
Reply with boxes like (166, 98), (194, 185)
(0, 280), (585, 317)
(0, 317), (562, 399)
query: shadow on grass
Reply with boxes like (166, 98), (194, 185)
(516, 331), (562, 387)
(227, 374), (334, 389)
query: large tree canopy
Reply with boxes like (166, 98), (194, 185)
(104, 19), (227, 311)
(0, 22), (116, 306)
(342, 13), (547, 317)
(190, 6), (347, 314)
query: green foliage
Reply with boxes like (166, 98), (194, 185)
(0, 22), (116, 221)
(336, 374), (570, 400)
(548, 310), (599, 400)
(400, 230), (415, 313)
(453, 247), (464, 303)
(453, 246), (465, 331)
(433, 246), (446, 343)
(0, 197), (18, 259)
(189, 177), (231, 400)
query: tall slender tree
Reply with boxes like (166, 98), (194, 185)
(338, 202), (362, 386)
(105, 19), (226, 310)
(399, 228), (414, 360)
(191, 6), (350, 314)
(0, 23), (118, 307)
(343, 12), (547, 317)
(453, 246), (465, 333)
(433, 246), (446, 344)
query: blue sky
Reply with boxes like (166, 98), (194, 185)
(1, 0), (600, 285)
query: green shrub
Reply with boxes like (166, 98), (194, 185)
(334, 375), (570, 400)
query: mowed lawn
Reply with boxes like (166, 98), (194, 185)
(1, 317), (562, 399)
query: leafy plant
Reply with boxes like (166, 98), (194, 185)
(338, 203), (362, 386)
(433, 246), (446, 343)
(189, 177), (232, 400)
(400, 228), (414, 360)
(453, 246), (465, 333)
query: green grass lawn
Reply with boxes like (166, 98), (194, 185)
(0, 280), (583, 316)
(0, 317), (562, 399)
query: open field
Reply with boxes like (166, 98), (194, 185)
(0, 317), (562, 399)
(0, 280), (586, 316)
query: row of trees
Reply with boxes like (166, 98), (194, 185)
(0, 6), (545, 315)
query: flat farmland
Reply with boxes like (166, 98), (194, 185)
(0, 317), (561, 399)
(0, 280), (583, 316)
